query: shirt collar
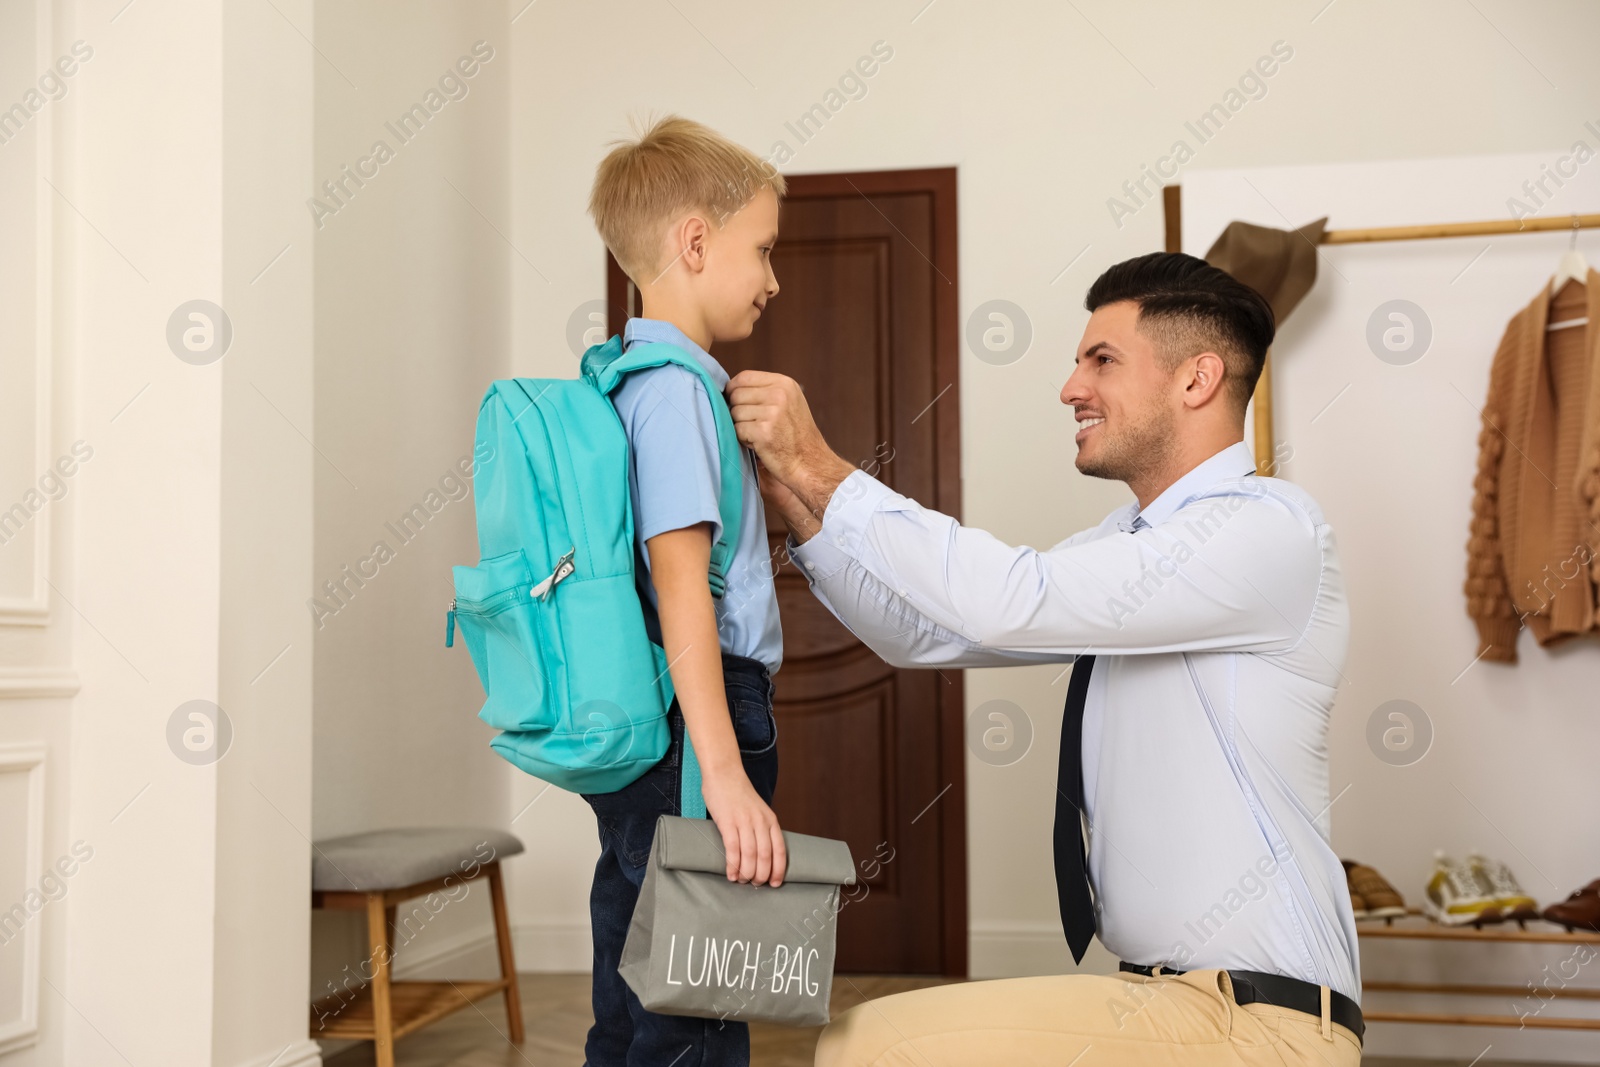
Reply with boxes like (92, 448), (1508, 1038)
(622, 317), (729, 390)
(1119, 441), (1258, 532)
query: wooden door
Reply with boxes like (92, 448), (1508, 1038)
(608, 168), (964, 976)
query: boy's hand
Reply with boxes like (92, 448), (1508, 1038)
(700, 767), (788, 887)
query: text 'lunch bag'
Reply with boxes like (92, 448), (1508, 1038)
(620, 815), (858, 1027)
(446, 337), (743, 802)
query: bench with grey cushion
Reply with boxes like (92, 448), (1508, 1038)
(309, 826), (526, 1066)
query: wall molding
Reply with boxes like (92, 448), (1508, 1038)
(0, 743), (47, 1054)
(0, 666), (80, 700)
(0, 0), (56, 626)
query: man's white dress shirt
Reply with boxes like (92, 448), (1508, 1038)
(787, 440), (1360, 1001)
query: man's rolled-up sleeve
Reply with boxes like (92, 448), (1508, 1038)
(788, 526), (1061, 669)
(788, 472), (1068, 669)
(788, 469), (1320, 663)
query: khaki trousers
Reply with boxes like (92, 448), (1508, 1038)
(814, 969), (1362, 1067)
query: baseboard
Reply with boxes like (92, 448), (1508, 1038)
(380, 918), (592, 977)
(390, 926), (502, 980)
(968, 920), (1117, 979)
(512, 919), (593, 972)
(244, 1038), (321, 1067)
(501, 919), (1089, 978)
(368, 916), (1139, 981)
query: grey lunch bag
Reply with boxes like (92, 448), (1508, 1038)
(618, 814), (857, 1027)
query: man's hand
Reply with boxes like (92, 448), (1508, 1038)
(756, 461), (823, 545)
(727, 370), (856, 521)
(701, 767), (788, 886)
(726, 370), (824, 484)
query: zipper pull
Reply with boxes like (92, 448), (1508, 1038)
(445, 599), (456, 647)
(530, 547), (578, 601)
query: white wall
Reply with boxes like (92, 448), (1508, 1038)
(9, 0), (319, 1065)
(7, 2), (1598, 1064)
(307, 0), (515, 1038)
(1185, 152), (1600, 1062)
(503, 2), (1600, 1057)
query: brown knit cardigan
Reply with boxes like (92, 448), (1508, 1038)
(1465, 269), (1600, 662)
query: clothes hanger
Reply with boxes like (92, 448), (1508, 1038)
(1548, 215), (1589, 332)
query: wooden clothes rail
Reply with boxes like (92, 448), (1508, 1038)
(1322, 211), (1600, 245)
(1160, 186), (1600, 471)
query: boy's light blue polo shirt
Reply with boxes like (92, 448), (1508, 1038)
(610, 317), (783, 674)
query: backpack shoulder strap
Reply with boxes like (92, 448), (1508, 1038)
(582, 336), (743, 598)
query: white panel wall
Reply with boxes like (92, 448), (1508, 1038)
(0, 1), (78, 1063)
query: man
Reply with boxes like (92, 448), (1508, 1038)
(727, 252), (1361, 1066)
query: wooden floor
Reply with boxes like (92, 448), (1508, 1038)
(318, 971), (1564, 1066)
(318, 973), (954, 1067)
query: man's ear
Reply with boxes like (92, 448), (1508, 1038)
(1184, 351), (1228, 409)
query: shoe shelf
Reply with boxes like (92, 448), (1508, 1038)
(1358, 909), (1600, 1031)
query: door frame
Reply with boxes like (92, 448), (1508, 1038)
(606, 167), (968, 976)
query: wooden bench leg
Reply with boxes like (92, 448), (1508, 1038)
(486, 861), (525, 1043)
(366, 892), (397, 1067)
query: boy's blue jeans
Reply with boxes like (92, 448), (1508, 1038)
(580, 652), (780, 1067)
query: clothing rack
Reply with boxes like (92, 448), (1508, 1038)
(1319, 211), (1600, 245)
(1161, 186), (1598, 472)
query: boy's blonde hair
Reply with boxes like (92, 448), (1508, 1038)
(589, 115), (786, 281)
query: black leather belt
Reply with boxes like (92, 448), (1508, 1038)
(1119, 962), (1364, 1045)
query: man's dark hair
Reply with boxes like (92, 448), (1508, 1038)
(1084, 252), (1275, 414)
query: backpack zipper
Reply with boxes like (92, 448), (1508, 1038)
(447, 547), (575, 647)
(531, 547), (576, 600)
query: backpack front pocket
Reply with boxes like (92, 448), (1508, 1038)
(453, 548), (551, 732)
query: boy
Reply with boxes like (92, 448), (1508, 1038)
(581, 115), (787, 1066)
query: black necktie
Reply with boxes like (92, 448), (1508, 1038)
(1054, 654), (1097, 963)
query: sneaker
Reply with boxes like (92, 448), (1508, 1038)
(1343, 860), (1406, 920)
(1468, 851), (1539, 921)
(1423, 851), (1502, 925)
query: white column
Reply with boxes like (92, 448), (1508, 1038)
(60, 0), (316, 1064)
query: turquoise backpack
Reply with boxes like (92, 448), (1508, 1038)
(446, 336), (743, 813)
